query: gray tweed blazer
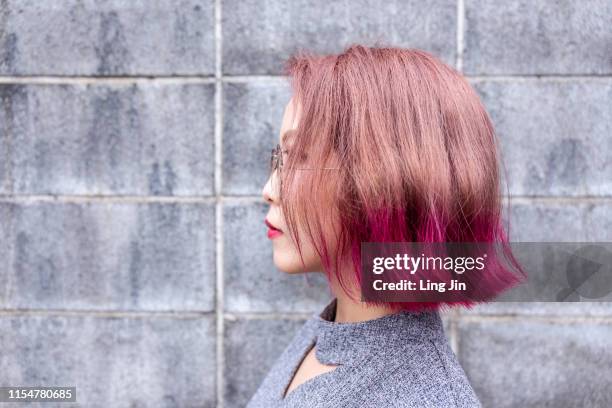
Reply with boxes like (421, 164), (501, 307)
(246, 298), (482, 407)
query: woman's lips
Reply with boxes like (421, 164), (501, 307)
(265, 219), (283, 239)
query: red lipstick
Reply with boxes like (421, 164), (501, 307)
(265, 218), (283, 239)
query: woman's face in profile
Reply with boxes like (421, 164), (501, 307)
(262, 97), (325, 274)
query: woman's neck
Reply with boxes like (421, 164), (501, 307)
(329, 275), (396, 323)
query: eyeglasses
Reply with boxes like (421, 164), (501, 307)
(269, 143), (340, 176)
(269, 144), (288, 175)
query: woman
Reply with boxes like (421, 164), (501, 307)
(247, 44), (521, 407)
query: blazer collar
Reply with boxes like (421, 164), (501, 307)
(312, 297), (444, 365)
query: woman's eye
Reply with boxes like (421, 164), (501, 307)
(286, 149), (308, 163)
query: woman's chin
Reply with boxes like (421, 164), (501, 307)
(272, 252), (307, 274)
(273, 255), (325, 275)
(273, 259), (304, 274)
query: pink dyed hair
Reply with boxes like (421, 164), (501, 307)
(279, 44), (524, 312)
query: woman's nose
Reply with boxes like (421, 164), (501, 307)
(262, 173), (277, 204)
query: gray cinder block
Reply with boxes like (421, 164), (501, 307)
(222, 0), (457, 75)
(474, 79), (612, 197)
(464, 0), (612, 74)
(223, 201), (332, 313)
(224, 317), (306, 408)
(458, 319), (612, 408)
(222, 80), (292, 196)
(0, 314), (216, 408)
(0, 201), (216, 312)
(0, 83), (215, 196)
(505, 201), (590, 242)
(0, 0), (215, 76)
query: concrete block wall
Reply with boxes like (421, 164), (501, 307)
(0, 1), (610, 407)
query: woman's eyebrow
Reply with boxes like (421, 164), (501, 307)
(281, 129), (297, 143)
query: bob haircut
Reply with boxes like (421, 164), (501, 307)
(278, 44), (524, 312)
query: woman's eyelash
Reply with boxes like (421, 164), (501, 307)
(285, 149), (308, 161)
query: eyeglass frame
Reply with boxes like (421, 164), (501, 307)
(269, 143), (340, 175)
(269, 143), (287, 175)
